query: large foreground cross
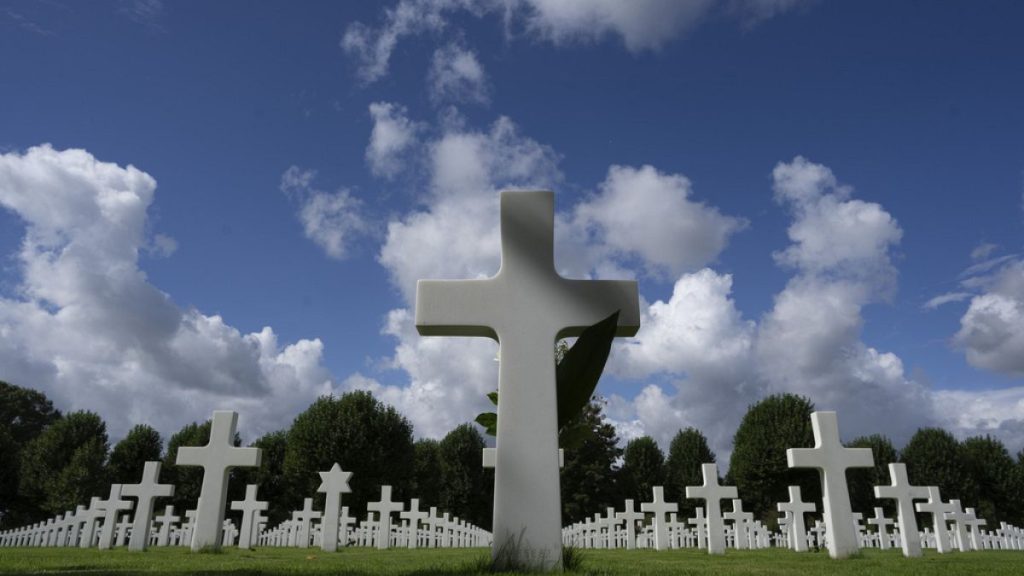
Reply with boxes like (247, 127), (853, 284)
(787, 411), (873, 559)
(176, 411), (261, 551)
(416, 190), (640, 570)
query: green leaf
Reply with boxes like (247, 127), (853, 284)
(475, 412), (497, 437)
(487, 391), (498, 407)
(559, 422), (593, 450)
(555, 310), (620, 431)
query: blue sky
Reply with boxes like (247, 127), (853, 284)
(1, 0), (1023, 461)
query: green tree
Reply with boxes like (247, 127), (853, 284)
(0, 381), (61, 445)
(901, 427), (968, 508)
(0, 381), (61, 527)
(845, 434), (898, 517)
(664, 427), (716, 518)
(283, 391), (415, 518)
(560, 398), (622, 525)
(619, 436), (665, 505)
(108, 424), (163, 484)
(728, 394), (818, 527)
(19, 411), (109, 518)
(236, 430), (289, 525)
(960, 435), (1019, 525)
(438, 424), (492, 529)
(412, 439), (443, 509)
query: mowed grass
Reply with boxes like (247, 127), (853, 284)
(0, 546), (1021, 575)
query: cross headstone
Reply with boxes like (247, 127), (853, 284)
(686, 463), (738, 555)
(963, 507), (986, 551)
(867, 507), (894, 551)
(687, 507), (707, 551)
(915, 486), (954, 553)
(777, 485), (815, 552)
(786, 411), (873, 559)
(873, 462), (929, 557)
(121, 461), (175, 551)
(115, 514), (132, 547)
(615, 499), (644, 550)
(722, 499), (752, 550)
(400, 498), (429, 549)
(416, 190), (640, 569)
(317, 462), (352, 552)
(366, 485), (404, 550)
(175, 411), (262, 551)
(338, 506), (356, 548)
(79, 496), (105, 549)
(230, 484), (268, 550)
(640, 486), (677, 551)
(293, 497), (321, 548)
(154, 505), (180, 547)
(944, 499), (971, 553)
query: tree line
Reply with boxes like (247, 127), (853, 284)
(2, 380), (1022, 532)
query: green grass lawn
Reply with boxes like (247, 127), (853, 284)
(0, 547), (1020, 575)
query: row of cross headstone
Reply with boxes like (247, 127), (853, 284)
(258, 486), (490, 550)
(0, 410), (461, 552)
(563, 411), (1024, 559)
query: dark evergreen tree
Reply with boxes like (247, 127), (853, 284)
(901, 427), (968, 506)
(108, 424), (163, 484)
(664, 427), (715, 517)
(620, 436), (665, 505)
(0, 381), (61, 528)
(728, 394), (818, 527)
(413, 439), (443, 509)
(283, 391), (415, 518)
(18, 411), (109, 519)
(438, 424), (492, 529)
(845, 434), (898, 518)
(960, 435), (1019, 525)
(560, 398), (622, 525)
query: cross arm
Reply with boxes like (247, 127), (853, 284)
(415, 279), (498, 339)
(556, 279), (640, 339)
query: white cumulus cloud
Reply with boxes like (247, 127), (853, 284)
(429, 43), (489, 105)
(367, 102), (422, 179)
(280, 166), (370, 260)
(0, 145), (340, 442)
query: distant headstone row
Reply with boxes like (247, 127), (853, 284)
(0, 409), (491, 551)
(563, 411), (1024, 557)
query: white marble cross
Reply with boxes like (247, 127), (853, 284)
(97, 485), (134, 550)
(338, 506), (356, 548)
(78, 497), (102, 548)
(176, 411), (262, 551)
(963, 507), (986, 551)
(687, 507), (707, 551)
(366, 485), (404, 550)
(293, 498), (321, 548)
(230, 484), (268, 550)
(615, 499), (644, 550)
(640, 486), (677, 551)
(873, 462), (929, 557)
(787, 411), (873, 559)
(722, 499), (752, 550)
(416, 190), (640, 569)
(316, 463), (352, 552)
(915, 486), (954, 553)
(400, 498), (429, 549)
(121, 461), (174, 551)
(944, 499), (971, 552)
(867, 506), (894, 550)
(115, 514), (132, 547)
(686, 463), (737, 555)
(777, 485), (816, 552)
(154, 505), (180, 547)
